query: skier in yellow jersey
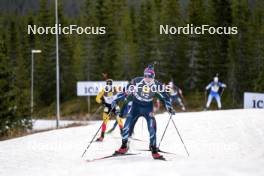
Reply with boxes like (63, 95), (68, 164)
(96, 79), (123, 142)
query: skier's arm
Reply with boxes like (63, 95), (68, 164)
(111, 78), (137, 108)
(219, 82), (227, 88)
(113, 92), (128, 103)
(205, 82), (212, 90)
(156, 92), (175, 114)
(175, 86), (184, 100)
(112, 79), (133, 103)
(96, 90), (105, 104)
(154, 81), (174, 113)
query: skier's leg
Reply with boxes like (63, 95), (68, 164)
(206, 94), (213, 109)
(114, 106), (123, 130)
(145, 112), (164, 159)
(102, 112), (109, 132)
(116, 117), (123, 129)
(146, 114), (158, 150)
(145, 114), (157, 148)
(216, 94), (222, 109)
(128, 115), (140, 137)
(107, 105), (119, 134)
(111, 102), (131, 134)
(116, 105), (139, 153)
(121, 113), (133, 140)
(115, 114), (123, 135)
(97, 112), (110, 141)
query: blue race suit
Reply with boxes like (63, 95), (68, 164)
(114, 77), (172, 147)
(206, 81), (226, 109)
(169, 85), (185, 110)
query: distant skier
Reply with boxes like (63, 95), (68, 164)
(168, 81), (186, 111)
(95, 79), (123, 141)
(112, 65), (175, 160)
(205, 75), (226, 110)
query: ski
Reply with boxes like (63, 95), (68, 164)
(86, 152), (140, 162)
(153, 156), (167, 161)
(110, 136), (147, 142)
(137, 148), (178, 156)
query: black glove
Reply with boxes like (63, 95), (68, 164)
(168, 107), (176, 115)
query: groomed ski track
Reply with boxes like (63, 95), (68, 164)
(0, 109), (264, 176)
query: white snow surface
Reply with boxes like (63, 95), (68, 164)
(1, 109), (264, 176)
(31, 119), (87, 131)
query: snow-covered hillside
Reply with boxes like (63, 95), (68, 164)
(0, 109), (264, 176)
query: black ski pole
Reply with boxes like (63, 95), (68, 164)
(220, 88), (225, 97)
(170, 115), (190, 157)
(158, 113), (172, 148)
(81, 123), (103, 158)
(81, 108), (113, 158)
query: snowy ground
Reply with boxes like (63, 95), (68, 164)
(31, 119), (87, 131)
(0, 109), (264, 176)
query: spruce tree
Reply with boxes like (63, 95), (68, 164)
(114, 1), (137, 80)
(81, 0), (100, 80)
(228, 0), (254, 105)
(35, 0), (56, 108)
(13, 16), (31, 124)
(137, 0), (156, 74)
(100, 0), (121, 78)
(251, 0), (264, 91)
(186, 0), (209, 91)
(0, 33), (16, 136)
(207, 0), (232, 83)
(159, 0), (188, 84)
(57, 1), (76, 102)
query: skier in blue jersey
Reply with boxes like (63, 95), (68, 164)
(205, 76), (227, 110)
(112, 65), (175, 160)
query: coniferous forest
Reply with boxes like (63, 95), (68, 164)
(0, 0), (263, 137)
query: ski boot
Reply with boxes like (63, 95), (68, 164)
(149, 145), (160, 152)
(96, 132), (105, 142)
(115, 140), (129, 155)
(150, 146), (165, 160)
(96, 136), (104, 142)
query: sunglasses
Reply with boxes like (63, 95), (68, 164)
(144, 73), (154, 79)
